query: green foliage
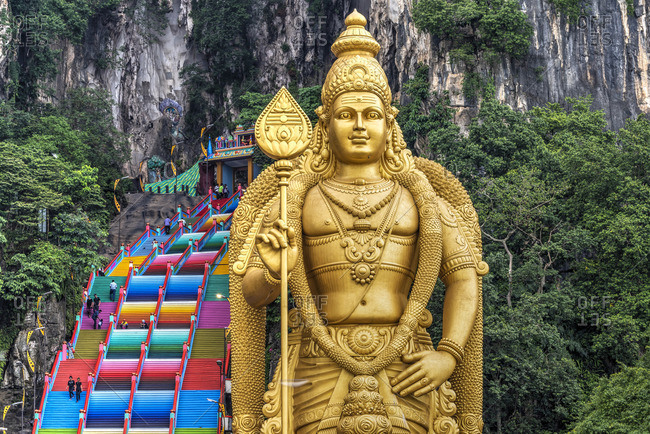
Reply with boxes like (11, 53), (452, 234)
(571, 352), (650, 433)
(547, 0), (585, 21)
(397, 65), (650, 430)
(413, 0), (533, 59)
(395, 65), (460, 157)
(413, 0), (532, 98)
(190, 0), (253, 80)
(6, 0), (120, 106)
(0, 89), (125, 376)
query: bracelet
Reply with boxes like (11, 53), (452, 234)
(437, 338), (464, 364)
(264, 268), (282, 286)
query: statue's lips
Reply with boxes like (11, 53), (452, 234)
(350, 137), (369, 144)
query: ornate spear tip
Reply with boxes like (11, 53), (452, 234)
(345, 9), (367, 27)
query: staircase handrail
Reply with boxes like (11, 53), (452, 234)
(33, 350), (58, 432)
(78, 347), (103, 433)
(196, 219), (218, 252)
(200, 263), (210, 300)
(124, 374), (136, 434)
(105, 248), (126, 276)
(189, 190), (212, 218)
(169, 342), (190, 433)
(114, 265), (133, 324)
(189, 207), (211, 234)
(220, 189), (241, 214)
(162, 224), (184, 255)
(208, 239), (229, 275)
(136, 240), (161, 275)
(223, 212), (234, 230)
(171, 245), (193, 274)
(126, 224), (150, 256)
(71, 272), (96, 347)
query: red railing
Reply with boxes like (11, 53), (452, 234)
(171, 245), (193, 274)
(105, 248), (126, 276)
(127, 224), (150, 255)
(162, 224), (184, 255)
(208, 241), (228, 275)
(189, 190), (213, 218)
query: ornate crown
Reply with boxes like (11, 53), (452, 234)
(320, 10), (392, 113)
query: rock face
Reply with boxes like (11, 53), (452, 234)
(0, 293), (66, 433)
(2, 0), (650, 171)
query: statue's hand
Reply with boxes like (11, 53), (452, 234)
(390, 350), (456, 397)
(255, 219), (298, 278)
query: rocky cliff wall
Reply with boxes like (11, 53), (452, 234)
(5, 0), (650, 172)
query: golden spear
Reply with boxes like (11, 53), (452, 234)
(253, 87), (312, 433)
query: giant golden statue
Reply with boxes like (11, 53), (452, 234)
(229, 10), (488, 434)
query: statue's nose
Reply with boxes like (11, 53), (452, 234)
(354, 112), (366, 130)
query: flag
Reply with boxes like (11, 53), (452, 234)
(2, 405), (9, 422)
(201, 141), (208, 157)
(37, 316), (44, 335)
(113, 178), (121, 212)
(114, 194), (121, 213)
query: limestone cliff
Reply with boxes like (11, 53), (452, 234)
(3, 0), (650, 172)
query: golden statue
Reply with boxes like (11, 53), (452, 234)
(229, 10), (488, 433)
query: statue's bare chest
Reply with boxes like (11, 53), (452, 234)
(302, 182), (419, 237)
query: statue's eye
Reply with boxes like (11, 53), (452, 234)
(367, 111), (381, 120)
(339, 112), (352, 120)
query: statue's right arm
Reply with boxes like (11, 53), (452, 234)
(242, 265), (281, 308)
(241, 199), (298, 308)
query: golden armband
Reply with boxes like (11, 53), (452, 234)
(437, 337), (465, 364)
(439, 252), (476, 280)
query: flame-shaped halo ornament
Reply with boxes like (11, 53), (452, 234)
(254, 87), (312, 160)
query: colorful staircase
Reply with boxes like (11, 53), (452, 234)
(34, 188), (238, 434)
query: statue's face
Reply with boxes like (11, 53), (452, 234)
(328, 92), (388, 165)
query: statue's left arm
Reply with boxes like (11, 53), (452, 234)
(392, 197), (479, 397)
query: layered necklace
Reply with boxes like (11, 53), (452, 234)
(318, 178), (401, 285)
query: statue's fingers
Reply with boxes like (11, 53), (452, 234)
(398, 374), (431, 397)
(274, 219), (288, 231)
(286, 227), (297, 248)
(256, 234), (270, 245)
(393, 370), (426, 396)
(413, 383), (436, 398)
(402, 351), (428, 363)
(265, 233), (281, 250)
(268, 228), (287, 248)
(390, 362), (421, 389)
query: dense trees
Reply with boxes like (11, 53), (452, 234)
(394, 66), (650, 432)
(0, 90), (128, 370)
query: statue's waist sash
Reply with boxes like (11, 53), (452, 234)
(299, 323), (434, 360)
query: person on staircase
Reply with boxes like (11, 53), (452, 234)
(86, 295), (93, 317)
(93, 294), (100, 312)
(109, 280), (117, 302)
(92, 308), (99, 330)
(218, 183), (224, 199)
(67, 376), (75, 400)
(75, 377), (82, 402)
(140, 319), (148, 329)
(164, 216), (171, 235)
(223, 183), (229, 199)
(98, 318), (103, 329)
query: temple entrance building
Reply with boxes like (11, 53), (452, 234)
(197, 125), (261, 196)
